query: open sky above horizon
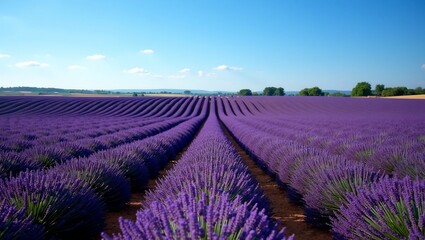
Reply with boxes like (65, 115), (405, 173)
(1, 0), (425, 92)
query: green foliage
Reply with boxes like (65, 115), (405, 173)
(183, 90), (192, 95)
(329, 92), (349, 97)
(263, 87), (285, 96)
(381, 87), (409, 96)
(238, 89), (252, 96)
(352, 82), (372, 96)
(375, 84), (385, 96)
(299, 87), (324, 96)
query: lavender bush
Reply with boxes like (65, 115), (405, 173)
(331, 176), (425, 239)
(304, 163), (384, 227)
(53, 158), (131, 210)
(0, 151), (42, 178)
(0, 201), (44, 240)
(102, 192), (291, 240)
(0, 171), (105, 239)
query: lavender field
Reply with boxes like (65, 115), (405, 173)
(1, 96), (425, 239)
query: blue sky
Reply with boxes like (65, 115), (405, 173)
(1, 0), (424, 91)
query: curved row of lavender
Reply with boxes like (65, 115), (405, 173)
(104, 97), (293, 239)
(0, 96), (208, 239)
(0, 96), (205, 178)
(219, 96), (425, 239)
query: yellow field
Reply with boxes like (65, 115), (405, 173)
(384, 94), (425, 99)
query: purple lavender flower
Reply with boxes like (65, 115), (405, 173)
(23, 146), (71, 169)
(303, 163), (384, 227)
(0, 200), (45, 240)
(102, 193), (291, 240)
(52, 158), (131, 210)
(0, 151), (42, 178)
(0, 170), (105, 239)
(92, 148), (149, 191)
(331, 176), (425, 239)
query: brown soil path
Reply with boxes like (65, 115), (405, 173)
(220, 122), (332, 240)
(101, 159), (180, 237)
(101, 118), (208, 238)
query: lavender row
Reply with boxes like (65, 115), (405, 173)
(104, 97), (292, 239)
(0, 116), (206, 239)
(0, 97), (209, 239)
(0, 96), (193, 117)
(0, 97), (207, 177)
(0, 96), (204, 153)
(219, 96), (425, 238)
(0, 117), (187, 178)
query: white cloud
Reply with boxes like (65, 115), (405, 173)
(68, 65), (85, 70)
(86, 54), (106, 60)
(141, 49), (154, 54)
(169, 75), (186, 79)
(421, 64), (425, 69)
(124, 67), (149, 74)
(198, 70), (204, 77)
(0, 53), (10, 59)
(15, 61), (48, 68)
(179, 68), (191, 73)
(214, 65), (242, 71)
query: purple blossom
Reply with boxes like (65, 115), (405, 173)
(0, 170), (105, 239)
(0, 200), (45, 240)
(331, 176), (425, 239)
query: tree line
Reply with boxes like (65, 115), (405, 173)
(352, 82), (425, 97)
(238, 83), (425, 97)
(238, 87), (285, 96)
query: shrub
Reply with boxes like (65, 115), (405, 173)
(395, 152), (425, 179)
(102, 193), (291, 240)
(331, 176), (425, 239)
(289, 155), (351, 204)
(304, 163), (384, 228)
(0, 151), (42, 178)
(0, 171), (105, 239)
(53, 158), (131, 210)
(23, 146), (71, 169)
(93, 149), (149, 191)
(0, 200), (44, 240)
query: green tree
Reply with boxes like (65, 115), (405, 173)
(263, 87), (277, 96)
(238, 89), (253, 96)
(375, 84), (385, 96)
(299, 87), (324, 96)
(414, 87), (424, 95)
(352, 82), (372, 96)
(183, 90), (192, 95)
(274, 87), (285, 96)
(381, 87), (408, 96)
(132, 92), (138, 97)
(263, 87), (285, 96)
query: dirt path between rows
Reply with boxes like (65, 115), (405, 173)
(101, 117), (208, 238)
(101, 158), (180, 238)
(220, 122), (332, 240)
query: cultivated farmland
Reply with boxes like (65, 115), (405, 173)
(1, 96), (424, 239)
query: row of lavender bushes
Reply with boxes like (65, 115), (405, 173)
(104, 97), (293, 239)
(0, 98), (207, 239)
(0, 96), (204, 155)
(0, 96), (199, 117)
(0, 97), (207, 178)
(219, 96), (425, 239)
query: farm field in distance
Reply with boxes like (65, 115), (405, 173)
(1, 96), (425, 239)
